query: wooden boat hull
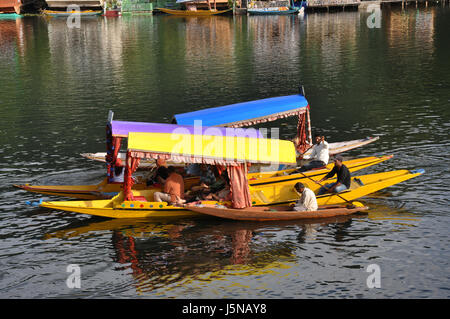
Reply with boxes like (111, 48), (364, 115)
(15, 155), (392, 200)
(81, 137), (380, 168)
(38, 169), (424, 219)
(185, 203), (368, 221)
(158, 8), (232, 16)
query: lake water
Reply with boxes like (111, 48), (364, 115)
(0, 5), (449, 299)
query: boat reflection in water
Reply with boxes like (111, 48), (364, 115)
(43, 201), (420, 295)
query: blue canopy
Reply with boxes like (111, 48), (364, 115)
(172, 94), (309, 127)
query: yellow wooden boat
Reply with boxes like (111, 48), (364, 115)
(158, 7), (232, 16)
(37, 130), (424, 219)
(40, 169), (424, 219)
(43, 9), (103, 17)
(15, 155), (392, 200)
(251, 169), (425, 206)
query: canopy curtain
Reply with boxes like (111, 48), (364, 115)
(295, 107), (312, 155)
(123, 151), (141, 201)
(227, 164), (252, 209)
(106, 125), (123, 182)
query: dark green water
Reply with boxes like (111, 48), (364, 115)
(0, 6), (449, 298)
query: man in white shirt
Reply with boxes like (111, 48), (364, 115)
(292, 182), (318, 212)
(297, 135), (329, 172)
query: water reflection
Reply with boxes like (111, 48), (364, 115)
(1, 6), (448, 298)
(41, 203), (418, 295)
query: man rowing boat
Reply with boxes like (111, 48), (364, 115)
(316, 155), (351, 195)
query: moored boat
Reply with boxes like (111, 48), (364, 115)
(158, 7), (231, 16)
(43, 9), (102, 17)
(247, 7), (299, 15)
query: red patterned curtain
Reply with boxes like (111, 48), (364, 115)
(295, 107), (312, 155)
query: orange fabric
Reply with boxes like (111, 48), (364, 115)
(164, 172), (185, 203)
(228, 164), (252, 209)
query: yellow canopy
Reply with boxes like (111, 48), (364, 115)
(127, 131), (296, 165)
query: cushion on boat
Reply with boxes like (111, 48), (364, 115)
(133, 196), (148, 202)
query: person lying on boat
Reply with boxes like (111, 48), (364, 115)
(291, 182), (318, 212)
(110, 158), (125, 183)
(316, 155), (351, 195)
(294, 135), (329, 173)
(153, 166), (186, 205)
(201, 170), (232, 202)
(146, 158), (169, 186)
(185, 166), (224, 201)
(189, 164), (217, 193)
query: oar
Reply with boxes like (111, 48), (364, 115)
(298, 172), (355, 209)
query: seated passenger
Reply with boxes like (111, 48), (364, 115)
(317, 155), (351, 195)
(147, 158), (169, 186)
(153, 166), (185, 205)
(295, 135), (329, 173)
(291, 182), (318, 212)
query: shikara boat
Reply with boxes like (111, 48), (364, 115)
(43, 9), (103, 17)
(250, 169), (425, 206)
(247, 7), (299, 15)
(39, 131), (424, 219)
(158, 7), (231, 16)
(184, 202), (368, 221)
(39, 168), (424, 219)
(40, 128), (298, 218)
(15, 155), (392, 200)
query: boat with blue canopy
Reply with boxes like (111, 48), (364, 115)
(38, 130), (423, 219)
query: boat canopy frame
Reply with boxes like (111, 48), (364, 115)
(122, 131), (297, 208)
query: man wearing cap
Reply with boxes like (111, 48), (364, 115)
(292, 182), (318, 212)
(316, 155), (351, 195)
